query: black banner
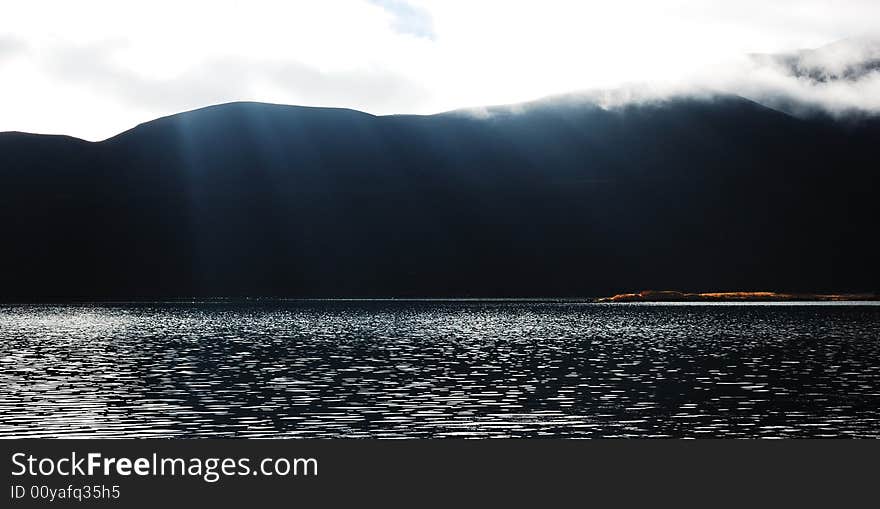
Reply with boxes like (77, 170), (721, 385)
(1, 440), (876, 507)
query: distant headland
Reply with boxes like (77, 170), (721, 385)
(597, 290), (879, 302)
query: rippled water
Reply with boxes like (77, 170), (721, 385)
(2, 301), (880, 438)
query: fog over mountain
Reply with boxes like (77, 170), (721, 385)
(770, 37), (880, 82)
(735, 37), (880, 116)
(501, 37), (880, 121)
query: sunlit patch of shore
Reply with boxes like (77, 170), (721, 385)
(597, 290), (878, 302)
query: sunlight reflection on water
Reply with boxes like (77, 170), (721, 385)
(1, 301), (879, 438)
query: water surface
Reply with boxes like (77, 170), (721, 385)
(2, 301), (879, 438)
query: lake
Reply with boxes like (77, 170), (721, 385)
(2, 301), (879, 438)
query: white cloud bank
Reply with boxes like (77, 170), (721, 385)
(0, 0), (878, 140)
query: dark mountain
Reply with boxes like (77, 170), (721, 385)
(1, 96), (877, 300)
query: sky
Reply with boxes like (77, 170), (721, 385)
(1, 0), (878, 140)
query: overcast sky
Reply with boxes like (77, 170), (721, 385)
(1, 0), (878, 140)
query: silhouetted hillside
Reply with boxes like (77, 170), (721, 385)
(1, 96), (877, 299)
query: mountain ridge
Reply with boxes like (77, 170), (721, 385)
(0, 91), (834, 143)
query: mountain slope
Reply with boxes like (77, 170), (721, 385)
(1, 96), (877, 299)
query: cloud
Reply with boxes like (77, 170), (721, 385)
(1, 1), (879, 139)
(0, 36), (26, 60)
(43, 40), (430, 123)
(367, 0), (435, 40)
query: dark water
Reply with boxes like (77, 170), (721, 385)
(2, 301), (879, 438)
